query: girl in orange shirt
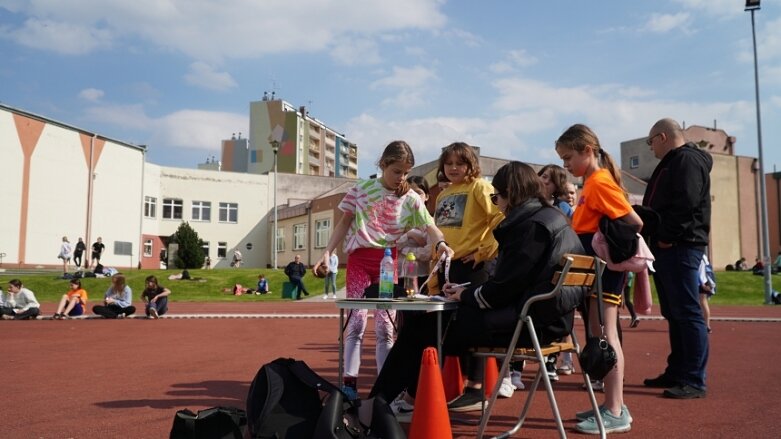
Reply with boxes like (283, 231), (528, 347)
(556, 124), (642, 435)
(53, 279), (88, 319)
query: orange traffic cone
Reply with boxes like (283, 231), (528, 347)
(441, 355), (465, 401)
(409, 347), (452, 439)
(483, 357), (499, 397)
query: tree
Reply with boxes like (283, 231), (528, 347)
(170, 222), (205, 269)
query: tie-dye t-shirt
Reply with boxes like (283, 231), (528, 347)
(339, 178), (435, 255)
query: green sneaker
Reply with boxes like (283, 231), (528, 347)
(575, 407), (632, 435)
(575, 404), (633, 423)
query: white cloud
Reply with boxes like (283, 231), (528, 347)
(1, 0), (447, 61)
(7, 18), (112, 55)
(184, 62), (237, 91)
(371, 65), (437, 89)
(643, 13), (692, 33)
(82, 104), (245, 151)
(330, 38), (382, 66)
(673, 0), (745, 19)
(490, 49), (538, 73)
(78, 88), (104, 102)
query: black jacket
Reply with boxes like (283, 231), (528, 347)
(460, 200), (587, 332)
(284, 262), (307, 280)
(642, 143), (712, 247)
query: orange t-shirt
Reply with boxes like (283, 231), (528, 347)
(67, 288), (88, 305)
(571, 168), (632, 234)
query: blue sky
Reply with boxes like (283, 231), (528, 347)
(2, 0), (780, 178)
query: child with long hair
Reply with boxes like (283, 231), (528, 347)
(434, 142), (504, 290)
(538, 164), (574, 217)
(93, 274), (136, 319)
(313, 140), (453, 400)
(142, 275), (171, 319)
(53, 279), (88, 319)
(396, 175), (434, 293)
(556, 124), (642, 434)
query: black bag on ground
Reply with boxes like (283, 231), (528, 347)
(247, 358), (342, 438)
(169, 406), (247, 439)
(313, 392), (405, 439)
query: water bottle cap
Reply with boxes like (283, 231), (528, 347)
(384, 248), (392, 256)
(405, 252), (416, 261)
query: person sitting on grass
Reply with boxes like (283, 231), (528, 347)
(93, 274), (136, 319)
(256, 274), (270, 295)
(53, 279), (88, 319)
(1, 279), (41, 320)
(142, 275), (171, 319)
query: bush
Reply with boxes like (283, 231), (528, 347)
(171, 222), (205, 269)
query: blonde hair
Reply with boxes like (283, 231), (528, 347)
(555, 124), (626, 197)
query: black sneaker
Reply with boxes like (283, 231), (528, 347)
(663, 384), (706, 399)
(545, 358), (560, 382)
(643, 374), (677, 388)
(447, 387), (485, 412)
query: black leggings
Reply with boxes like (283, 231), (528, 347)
(93, 304), (136, 319)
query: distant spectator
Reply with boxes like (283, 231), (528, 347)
(734, 257), (748, 271)
(322, 252), (339, 300)
(284, 254), (309, 299)
(53, 279), (88, 319)
(204, 256), (211, 270)
(256, 274), (270, 295)
(1, 279), (41, 320)
(232, 249), (243, 268)
(93, 274), (136, 319)
(73, 237), (87, 269)
(774, 251), (781, 273)
(142, 275), (171, 319)
(91, 237), (105, 269)
(751, 258), (764, 275)
(58, 236), (73, 274)
(699, 255), (716, 334)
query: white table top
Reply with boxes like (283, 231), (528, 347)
(335, 297), (459, 311)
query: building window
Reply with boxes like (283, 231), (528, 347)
(219, 202), (238, 223)
(144, 196), (157, 218)
(217, 242), (227, 258)
(315, 219), (330, 248)
(192, 201), (211, 221)
(201, 241), (210, 257)
(629, 156), (640, 169)
(276, 228), (285, 252)
(293, 224), (306, 250)
(143, 239), (153, 257)
(162, 198), (183, 219)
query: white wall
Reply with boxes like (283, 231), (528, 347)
(0, 111), (24, 264)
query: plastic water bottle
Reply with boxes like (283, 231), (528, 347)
(402, 252), (419, 297)
(378, 248), (395, 299)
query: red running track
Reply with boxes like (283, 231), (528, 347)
(2, 301), (779, 438)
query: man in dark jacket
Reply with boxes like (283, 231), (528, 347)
(284, 255), (309, 298)
(642, 118), (711, 399)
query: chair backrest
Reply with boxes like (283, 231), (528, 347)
(551, 254), (598, 289)
(519, 253), (604, 319)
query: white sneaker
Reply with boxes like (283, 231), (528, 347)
(329, 293), (336, 299)
(323, 294), (329, 300)
(510, 370), (525, 390)
(390, 396), (414, 423)
(498, 377), (515, 398)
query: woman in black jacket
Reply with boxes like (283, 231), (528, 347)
(367, 161), (586, 416)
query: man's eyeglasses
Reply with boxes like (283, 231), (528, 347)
(490, 193), (500, 205)
(646, 133), (662, 146)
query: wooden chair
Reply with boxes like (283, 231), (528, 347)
(473, 254), (607, 439)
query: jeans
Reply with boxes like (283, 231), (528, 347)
(288, 277), (308, 295)
(146, 296), (169, 316)
(0, 306), (40, 320)
(652, 245), (708, 389)
(324, 272), (337, 295)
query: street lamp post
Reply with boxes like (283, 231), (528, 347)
(745, 0), (773, 304)
(271, 140), (280, 270)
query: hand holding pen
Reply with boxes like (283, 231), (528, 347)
(442, 282), (470, 301)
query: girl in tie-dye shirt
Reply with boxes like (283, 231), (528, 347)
(314, 140), (453, 398)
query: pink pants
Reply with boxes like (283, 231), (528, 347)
(343, 248), (397, 378)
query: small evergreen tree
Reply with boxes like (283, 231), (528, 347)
(171, 222), (205, 269)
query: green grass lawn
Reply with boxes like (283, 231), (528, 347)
(2, 269), (345, 303)
(1, 269), (777, 305)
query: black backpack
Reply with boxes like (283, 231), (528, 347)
(247, 358), (342, 438)
(169, 406), (247, 439)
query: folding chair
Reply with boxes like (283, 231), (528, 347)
(473, 254), (607, 439)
